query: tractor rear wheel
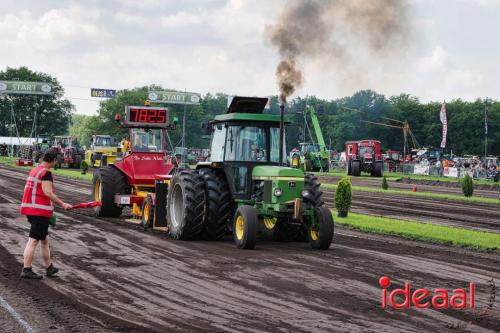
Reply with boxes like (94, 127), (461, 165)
(199, 169), (233, 240)
(92, 166), (128, 217)
(352, 160), (361, 177)
(233, 205), (258, 249)
(141, 195), (154, 229)
(372, 161), (383, 177)
(308, 207), (334, 250)
(167, 170), (205, 240)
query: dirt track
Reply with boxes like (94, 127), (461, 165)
(0, 165), (499, 332)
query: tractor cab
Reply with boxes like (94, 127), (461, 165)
(206, 97), (288, 201)
(346, 140), (383, 177)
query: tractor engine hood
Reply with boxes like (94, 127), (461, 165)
(252, 166), (304, 179)
(252, 166), (305, 205)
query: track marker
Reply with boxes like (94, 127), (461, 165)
(0, 295), (35, 333)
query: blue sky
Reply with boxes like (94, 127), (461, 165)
(1, 0), (499, 115)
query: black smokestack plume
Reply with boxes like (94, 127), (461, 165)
(266, 0), (409, 104)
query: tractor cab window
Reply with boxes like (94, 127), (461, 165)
(131, 128), (163, 152)
(95, 137), (112, 147)
(270, 127), (286, 164)
(359, 146), (374, 155)
(301, 143), (319, 153)
(225, 126), (267, 162)
(210, 125), (226, 162)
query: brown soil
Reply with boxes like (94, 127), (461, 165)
(0, 165), (499, 332)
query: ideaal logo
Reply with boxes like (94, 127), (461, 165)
(379, 276), (496, 331)
(379, 276), (474, 309)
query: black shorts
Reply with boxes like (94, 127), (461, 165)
(27, 215), (50, 241)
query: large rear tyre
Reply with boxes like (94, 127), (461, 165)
(304, 174), (324, 207)
(92, 166), (128, 217)
(199, 169), (233, 240)
(167, 170), (205, 240)
(308, 207), (334, 250)
(372, 161), (383, 177)
(233, 205), (258, 249)
(140, 195), (154, 229)
(352, 160), (361, 177)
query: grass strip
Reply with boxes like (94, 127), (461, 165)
(322, 183), (498, 205)
(0, 156), (92, 182)
(316, 170), (495, 186)
(334, 211), (500, 251)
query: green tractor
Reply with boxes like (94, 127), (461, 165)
(170, 96), (334, 249)
(290, 106), (330, 172)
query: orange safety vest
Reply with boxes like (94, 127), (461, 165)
(19, 165), (54, 218)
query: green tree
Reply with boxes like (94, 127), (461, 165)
(0, 67), (74, 137)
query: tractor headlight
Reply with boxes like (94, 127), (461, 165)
(301, 190), (310, 198)
(274, 188), (283, 197)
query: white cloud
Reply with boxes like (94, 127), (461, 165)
(0, 0), (499, 115)
(114, 12), (147, 25)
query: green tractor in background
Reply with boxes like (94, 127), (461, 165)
(290, 106), (330, 172)
(166, 97), (334, 250)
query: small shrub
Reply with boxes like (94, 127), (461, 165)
(335, 177), (352, 217)
(461, 174), (474, 197)
(80, 160), (89, 175)
(382, 176), (389, 190)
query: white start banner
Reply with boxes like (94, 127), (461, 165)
(440, 102), (447, 148)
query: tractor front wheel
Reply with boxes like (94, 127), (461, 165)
(92, 166), (128, 217)
(308, 207), (334, 250)
(141, 195), (154, 229)
(233, 205), (258, 249)
(167, 170), (205, 240)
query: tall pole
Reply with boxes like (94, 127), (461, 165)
(484, 100), (488, 159)
(279, 104), (285, 166)
(182, 89), (187, 164)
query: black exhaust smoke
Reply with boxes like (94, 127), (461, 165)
(266, 0), (409, 104)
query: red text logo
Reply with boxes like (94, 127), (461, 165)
(379, 276), (475, 309)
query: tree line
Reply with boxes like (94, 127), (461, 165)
(1, 67), (498, 156)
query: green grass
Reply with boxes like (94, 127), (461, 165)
(0, 156), (92, 182)
(334, 211), (500, 251)
(316, 170), (495, 185)
(322, 183), (499, 205)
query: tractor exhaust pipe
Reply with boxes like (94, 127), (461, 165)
(279, 104), (285, 166)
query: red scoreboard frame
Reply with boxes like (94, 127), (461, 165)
(124, 106), (169, 127)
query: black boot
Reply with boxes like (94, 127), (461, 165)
(46, 264), (59, 277)
(20, 267), (43, 279)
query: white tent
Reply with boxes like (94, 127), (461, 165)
(0, 136), (40, 145)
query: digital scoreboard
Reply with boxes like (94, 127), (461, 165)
(124, 106), (169, 127)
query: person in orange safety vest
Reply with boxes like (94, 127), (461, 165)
(19, 148), (72, 279)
